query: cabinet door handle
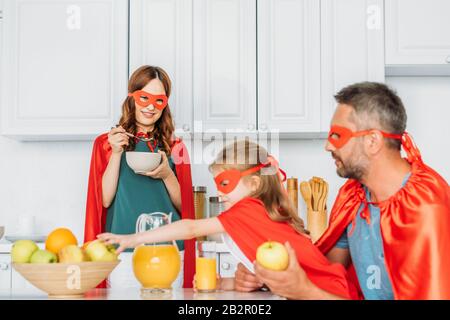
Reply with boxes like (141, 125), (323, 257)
(0, 262), (9, 271)
(221, 262), (231, 270)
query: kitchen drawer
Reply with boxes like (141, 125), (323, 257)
(218, 253), (238, 278)
(0, 254), (11, 290)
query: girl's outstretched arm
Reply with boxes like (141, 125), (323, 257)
(98, 217), (224, 254)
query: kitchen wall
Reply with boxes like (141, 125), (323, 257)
(0, 77), (449, 241)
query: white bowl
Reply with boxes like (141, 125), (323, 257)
(126, 151), (161, 173)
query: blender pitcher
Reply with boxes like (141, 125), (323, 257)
(132, 212), (181, 294)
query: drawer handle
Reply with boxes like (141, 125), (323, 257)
(0, 262), (9, 271)
(221, 262), (231, 270)
(182, 124), (190, 132)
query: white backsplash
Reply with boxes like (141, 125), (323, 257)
(0, 77), (449, 242)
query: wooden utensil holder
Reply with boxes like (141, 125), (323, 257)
(307, 209), (328, 243)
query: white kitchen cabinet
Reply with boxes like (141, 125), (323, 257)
(0, 0), (128, 141)
(0, 254), (11, 290)
(193, 0), (257, 133)
(385, 0), (450, 66)
(0, 253), (35, 291)
(129, 0), (193, 134)
(257, 0), (321, 133)
(320, 0), (385, 130)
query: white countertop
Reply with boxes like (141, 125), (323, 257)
(0, 288), (283, 300)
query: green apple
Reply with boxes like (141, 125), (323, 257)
(30, 249), (58, 264)
(85, 240), (118, 262)
(11, 240), (39, 263)
(58, 245), (89, 263)
(256, 241), (289, 271)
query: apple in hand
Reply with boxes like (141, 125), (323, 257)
(85, 240), (118, 262)
(30, 249), (58, 264)
(256, 241), (289, 271)
(11, 240), (39, 263)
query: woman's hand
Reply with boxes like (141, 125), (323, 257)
(234, 263), (264, 292)
(108, 126), (129, 154)
(140, 150), (173, 180)
(97, 233), (141, 254)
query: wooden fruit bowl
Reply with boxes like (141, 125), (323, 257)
(13, 260), (120, 298)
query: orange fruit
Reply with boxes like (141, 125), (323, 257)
(45, 228), (78, 255)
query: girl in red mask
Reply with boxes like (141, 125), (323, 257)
(98, 140), (359, 299)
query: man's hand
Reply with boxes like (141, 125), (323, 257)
(254, 242), (312, 299)
(234, 263), (263, 292)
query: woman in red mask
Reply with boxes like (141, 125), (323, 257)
(84, 66), (196, 289)
(98, 140), (359, 299)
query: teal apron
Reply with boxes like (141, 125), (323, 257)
(105, 140), (184, 252)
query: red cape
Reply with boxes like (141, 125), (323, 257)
(316, 137), (450, 299)
(218, 197), (360, 299)
(84, 133), (195, 288)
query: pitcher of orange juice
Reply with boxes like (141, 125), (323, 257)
(132, 212), (181, 295)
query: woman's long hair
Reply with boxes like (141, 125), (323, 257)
(118, 65), (175, 155)
(209, 140), (308, 235)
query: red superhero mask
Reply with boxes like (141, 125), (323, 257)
(328, 125), (403, 149)
(214, 156), (287, 194)
(128, 90), (168, 110)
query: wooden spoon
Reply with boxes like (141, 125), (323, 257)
(300, 181), (313, 211)
(309, 179), (320, 211)
(321, 181), (329, 211)
(316, 179), (324, 212)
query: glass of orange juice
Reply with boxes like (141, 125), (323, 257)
(196, 241), (217, 293)
(132, 212), (181, 296)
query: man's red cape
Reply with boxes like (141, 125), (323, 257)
(83, 133), (195, 288)
(316, 134), (450, 299)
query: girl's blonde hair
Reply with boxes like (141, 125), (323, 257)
(209, 140), (308, 235)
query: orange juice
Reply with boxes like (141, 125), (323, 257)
(132, 244), (181, 289)
(196, 257), (217, 292)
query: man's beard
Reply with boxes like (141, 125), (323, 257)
(332, 152), (368, 181)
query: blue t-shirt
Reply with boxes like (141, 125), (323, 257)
(335, 173), (411, 300)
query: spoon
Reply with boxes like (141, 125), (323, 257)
(124, 132), (154, 142)
(300, 181), (313, 211)
(111, 126), (154, 142)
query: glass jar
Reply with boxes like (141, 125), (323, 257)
(193, 186), (207, 241)
(207, 197), (226, 242)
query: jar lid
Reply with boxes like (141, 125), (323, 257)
(193, 186), (207, 193)
(209, 196), (223, 203)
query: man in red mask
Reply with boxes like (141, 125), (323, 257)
(235, 82), (450, 299)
